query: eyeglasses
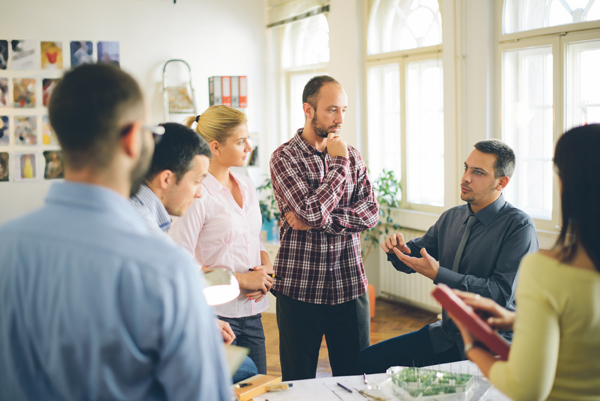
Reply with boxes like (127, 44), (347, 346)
(120, 124), (165, 144)
(143, 124), (165, 144)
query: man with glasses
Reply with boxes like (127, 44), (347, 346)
(0, 64), (232, 401)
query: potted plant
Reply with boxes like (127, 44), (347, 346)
(360, 169), (402, 260)
(257, 178), (281, 242)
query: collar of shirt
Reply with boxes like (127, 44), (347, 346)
(291, 128), (327, 156)
(466, 193), (506, 227)
(203, 171), (248, 198)
(47, 181), (148, 235)
(131, 184), (171, 232)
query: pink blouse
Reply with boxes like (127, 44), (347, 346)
(170, 172), (268, 318)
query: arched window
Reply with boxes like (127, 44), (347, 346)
(503, 0), (600, 34)
(368, 0), (442, 54)
(500, 0), (600, 227)
(366, 0), (444, 210)
(282, 14), (329, 68)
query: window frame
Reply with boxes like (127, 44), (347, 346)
(366, 44), (444, 214)
(280, 64), (328, 144)
(497, 1), (600, 241)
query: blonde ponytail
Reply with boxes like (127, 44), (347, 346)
(185, 105), (247, 144)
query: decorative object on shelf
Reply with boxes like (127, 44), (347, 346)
(257, 177), (280, 243)
(360, 169), (402, 260)
(162, 59), (196, 121)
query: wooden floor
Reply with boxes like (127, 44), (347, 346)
(262, 297), (439, 378)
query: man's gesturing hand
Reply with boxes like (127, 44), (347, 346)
(393, 247), (440, 281)
(326, 132), (349, 159)
(381, 233), (412, 255)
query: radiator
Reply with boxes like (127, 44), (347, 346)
(379, 228), (442, 313)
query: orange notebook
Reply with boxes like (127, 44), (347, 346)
(432, 284), (510, 361)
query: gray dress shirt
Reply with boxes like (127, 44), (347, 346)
(387, 194), (539, 355)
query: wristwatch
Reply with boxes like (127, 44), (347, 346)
(464, 342), (477, 356)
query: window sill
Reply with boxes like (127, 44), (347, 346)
(388, 208), (440, 232)
(387, 208), (559, 250)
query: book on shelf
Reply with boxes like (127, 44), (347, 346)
(208, 76), (247, 108)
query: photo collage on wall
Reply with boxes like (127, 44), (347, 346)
(0, 39), (120, 182)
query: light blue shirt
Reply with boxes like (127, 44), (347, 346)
(0, 182), (232, 401)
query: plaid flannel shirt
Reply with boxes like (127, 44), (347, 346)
(270, 130), (379, 305)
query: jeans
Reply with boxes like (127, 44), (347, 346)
(218, 314), (267, 374)
(232, 356), (258, 383)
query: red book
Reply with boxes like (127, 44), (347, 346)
(431, 284), (510, 361)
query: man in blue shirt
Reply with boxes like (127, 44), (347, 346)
(356, 140), (539, 373)
(0, 64), (232, 401)
(130, 122), (212, 241)
(130, 121), (259, 382)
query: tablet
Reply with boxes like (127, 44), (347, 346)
(431, 284), (510, 361)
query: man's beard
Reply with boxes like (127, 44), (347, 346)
(129, 132), (153, 197)
(311, 112), (340, 139)
(460, 183), (497, 205)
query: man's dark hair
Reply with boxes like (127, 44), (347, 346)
(553, 124), (600, 271)
(474, 139), (516, 179)
(48, 63), (144, 170)
(302, 75), (340, 109)
(145, 122), (211, 183)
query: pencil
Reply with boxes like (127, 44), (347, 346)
(248, 268), (282, 280)
(336, 382), (352, 393)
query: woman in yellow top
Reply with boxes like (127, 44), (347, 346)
(452, 124), (600, 401)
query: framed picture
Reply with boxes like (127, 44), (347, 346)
(43, 150), (64, 179)
(97, 41), (119, 66)
(0, 116), (9, 146)
(41, 41), (63, 70)
(0, 152), (8, 181)
(14, 152), (38, 181)
(13, 78), (36, 108)
(70, 41), (93, 67)
(14, 116), (37, 146)
(11, 40), (38, 70)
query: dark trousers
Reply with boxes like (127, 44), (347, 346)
(276, 292), (370, 381)
(355, 325), (463, 374)
(218, 314), (267, 374)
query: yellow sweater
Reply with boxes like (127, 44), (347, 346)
(489, 253), (600, 401)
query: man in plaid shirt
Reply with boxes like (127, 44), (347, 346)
(270, 75), (379, 381)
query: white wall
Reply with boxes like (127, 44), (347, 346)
(0, 0), (266, 224)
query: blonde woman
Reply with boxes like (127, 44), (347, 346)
(170, 105), (273, 375)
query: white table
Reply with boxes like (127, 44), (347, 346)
(253, 361), (510, 401)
